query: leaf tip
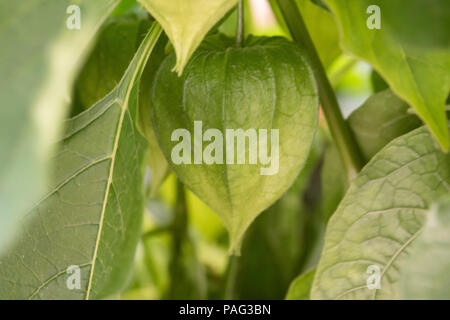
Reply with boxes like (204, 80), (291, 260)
(171, 63), (185, 77)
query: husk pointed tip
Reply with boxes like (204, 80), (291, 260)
(171, 54), (189, 77)
(227, 240), (242, 256)
(227, 227), (246, 256)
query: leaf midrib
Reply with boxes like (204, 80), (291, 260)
(84, 34), (154, 299)
(333, 227), (423, 300)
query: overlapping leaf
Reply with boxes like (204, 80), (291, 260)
(348, 89), (422, 161)
(71, 12), (152, 115)
(312, 124), (450, 299)
(326, 0), (450, 150)
(0, 24), (162, 300)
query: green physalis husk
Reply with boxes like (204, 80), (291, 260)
(151, 34), (318, 254)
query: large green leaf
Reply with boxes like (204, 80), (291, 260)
(311, 123), (450, 299)
(0, 24), (162, 300)
(326, 0), (450, 151)
(348, 89), (422, 161)
(400, 196), (450, 299)
(0, 0), (120, 252)
(151, 35), (318, 254)
(138, 0), (238, 74)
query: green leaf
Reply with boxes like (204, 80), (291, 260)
(320, 90), (422, 223)
(348, 89), (422, 161)
(71, 12), (170, 197)
(286, 269), (316, 300)
(400, 196), (450, 299)
(151, 34), (318, 254)
(311, 123), (450, 299)
(0, 23), (162, 300)
(326, 0), (450, 151)
(72, 12), (152, 115)
(138, 0), (238, 75)
(0, 0), (120, 252)
(381, 0), (450, 50)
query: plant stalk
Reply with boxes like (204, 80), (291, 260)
(167, 179), (188, 299)
(276, 0), (365, 178)
(236, 0), (245, 47)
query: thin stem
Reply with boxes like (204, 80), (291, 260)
(167, 179), (188, 299)
(236, 0), (244, 47)
(276, 0), (365, 178)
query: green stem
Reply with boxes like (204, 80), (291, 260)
(167, 179), (188, 299)
(276, 0), (364, 178)
(236, 0), (244, 47)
